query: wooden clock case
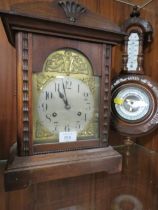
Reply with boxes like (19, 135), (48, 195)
(0, 0), (125, 191)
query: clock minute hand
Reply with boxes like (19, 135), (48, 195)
(62, 80), (71, 110)
(58, 88), (71, 110)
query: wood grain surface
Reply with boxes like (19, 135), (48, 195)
(0, 1), (158, 209)
(1, 144), (158, 210)
(0, 0), (158, 160)
(0, 0), (157, 158)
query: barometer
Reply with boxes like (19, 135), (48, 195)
(111, 6), (158, 137)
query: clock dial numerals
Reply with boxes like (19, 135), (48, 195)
(113, 86), (151, 121)
(64, 124), (70, 132)
(127, 33), (139, 71)
(37, 77), (95, 138)
(45, 91), (53, 100)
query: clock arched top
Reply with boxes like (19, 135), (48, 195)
(42, 48), (93, 76)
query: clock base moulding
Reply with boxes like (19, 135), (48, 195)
(4, 144), (122, 191)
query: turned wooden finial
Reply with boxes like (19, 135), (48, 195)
(130, 5), (140, 17)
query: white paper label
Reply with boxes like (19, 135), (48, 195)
(59, 131), (77, 143)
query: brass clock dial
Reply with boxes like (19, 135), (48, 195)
(37, 77), (95, 134)
(33, 49), (100, 143)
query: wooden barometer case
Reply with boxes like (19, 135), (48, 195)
(0, 0), (124, 191)
(111, 6), (158, 139)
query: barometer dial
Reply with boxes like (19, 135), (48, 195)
(112, 84), (152, 122)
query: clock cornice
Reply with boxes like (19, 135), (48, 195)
(0, 0), (125, 46)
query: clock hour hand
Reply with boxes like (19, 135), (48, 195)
(58, 88), (71, 110)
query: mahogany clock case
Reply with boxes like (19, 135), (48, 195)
(24, 34), (109, 154)
(111, 74), (158, 137)
(0, 0), (125, 156)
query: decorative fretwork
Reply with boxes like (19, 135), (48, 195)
(58, 0), (87, 22)
(22, 32), (30, 155)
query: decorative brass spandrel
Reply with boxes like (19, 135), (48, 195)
(35, 120), (57, 139)
(78, 115), (99, 138)
(36, 73), (55, 91)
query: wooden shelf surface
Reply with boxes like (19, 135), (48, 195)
(5, 146), (122, 191)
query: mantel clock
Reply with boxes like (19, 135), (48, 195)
(111, 6), (158, 138)
(0, 0), (124, 156)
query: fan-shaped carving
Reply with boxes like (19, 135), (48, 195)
(58, 0), (87, 22)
